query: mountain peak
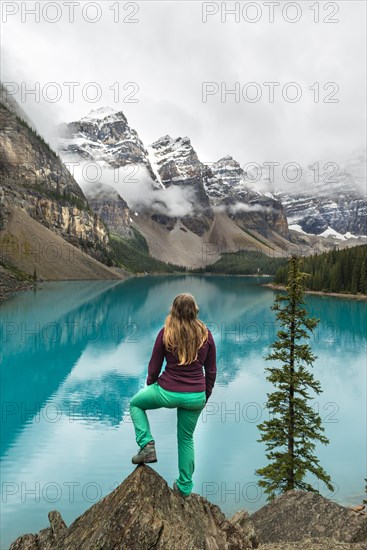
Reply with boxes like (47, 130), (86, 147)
(82, 106), (120, 120)
(151, 135), (192, 150)
(217, 155), (235, 163)
(58, 108), (160, 184)
(78, 107), (128, 127)
(151, 134), (174, 147)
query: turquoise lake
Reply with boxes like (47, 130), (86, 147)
(1, 275), (366, 548)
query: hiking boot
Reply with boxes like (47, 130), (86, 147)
(131, 441), (157, 464)
(173, 481), (190, 499)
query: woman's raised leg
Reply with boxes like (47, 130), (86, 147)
(130, 382), (164, 448)
(130, 381), (179, 448)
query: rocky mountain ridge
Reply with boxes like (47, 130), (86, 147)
(148, 134), (214, 235)
(0, 102), (109, 252)
(206, 155), (290, 239)
(58, 109), (291, 245)
(2, 95), (366, 276)
(58, 108), (366, 260)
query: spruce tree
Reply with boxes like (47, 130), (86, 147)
(255, 254), (334, 501)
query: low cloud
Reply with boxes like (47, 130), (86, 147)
(228, 202), (274, 214)
(212, 201), (275, 215)
(212, 204), (227, 214)
(65, 160), (197, 217)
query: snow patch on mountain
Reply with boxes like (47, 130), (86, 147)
(290, 224), (367, 240)
(289, 224), (309, 235)
(81, 107), (119, 120)
(146, 145), (165, 189)
(318, 226), (366, 240)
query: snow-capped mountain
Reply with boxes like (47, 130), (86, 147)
(204, 156), (289, 239)
(58, 107), (160, 186)
(58, 109), (287, 237)
(148, 135), (214, 235)
(58, 108), (285, 221)
(275, 149), (367, 237)
(56, 107), (366, 267)
(205, 155), (246, 197)
(149, 135), (204, 186)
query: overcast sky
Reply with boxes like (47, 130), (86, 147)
(1, 1), (366, 168)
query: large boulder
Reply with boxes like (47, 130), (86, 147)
(250, 489), (367, 545)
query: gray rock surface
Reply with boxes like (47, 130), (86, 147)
(9, 466), (253, 550)
(85, 181), (134, 239)
(10, 466), (367, 550)
(250, 489), (367, 544)
(259, 538), (367, 549)
(9, 511), (67, 550)
(231, 509), (259, 548)
(206, 155), (290, 240)
(0, 101), (111, 259)
(8, 463), (367, 550)
(150, 135), (214, 235)
(275, 148), (367, 237)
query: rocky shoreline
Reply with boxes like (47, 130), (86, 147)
(9, 466), (367, 550)
(0, 264), (36, 301)
(262, 282), (367, 300)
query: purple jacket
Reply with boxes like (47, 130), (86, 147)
(146, 327), (217, 401)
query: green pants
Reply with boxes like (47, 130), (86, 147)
(129, 381), (206, 496)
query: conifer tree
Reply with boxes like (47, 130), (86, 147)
(255, 254), (334, 501)
(359, 259), (367, 294)
(273, 245), (367, 295)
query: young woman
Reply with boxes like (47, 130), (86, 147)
(129, 293), (217, 498)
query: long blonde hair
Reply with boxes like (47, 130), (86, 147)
(163, 293), (208, 365)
